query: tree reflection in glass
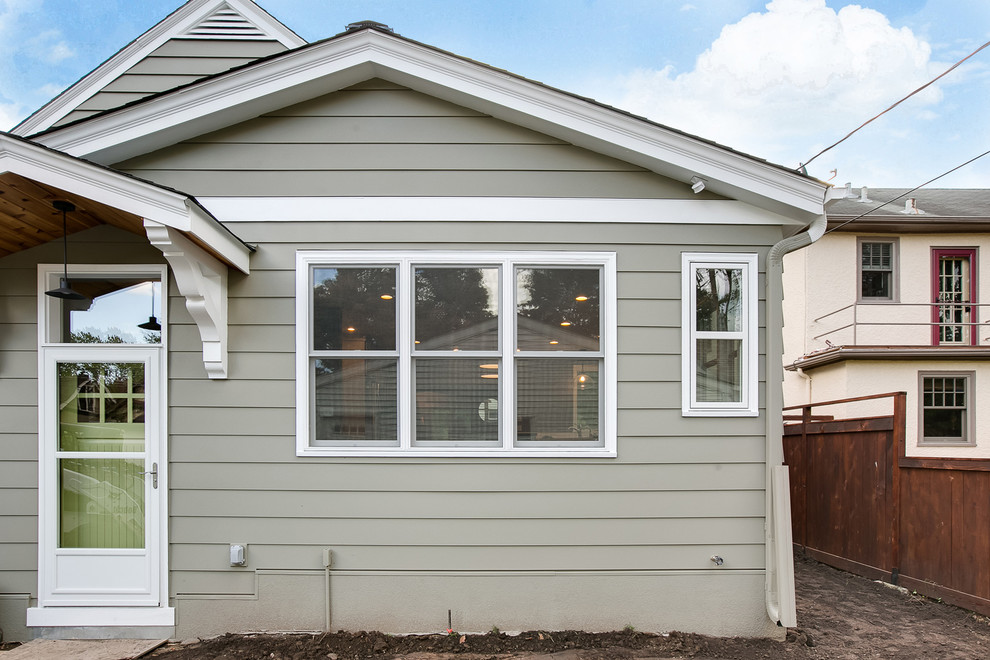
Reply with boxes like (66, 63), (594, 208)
(313, 267), (396, 351)
(516, 268), (600, 351)
(415, 267), (498, 351)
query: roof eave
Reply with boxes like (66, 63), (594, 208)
(34, 29), (826, 219)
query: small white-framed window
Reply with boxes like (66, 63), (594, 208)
(919, 371), (974, 445)
(681, 252), (758, 417)
(295, 251), (616, 457)
(858, 238), (898, 302)
(38, 264), (167, 346)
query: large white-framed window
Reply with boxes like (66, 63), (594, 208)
(681, 252), (758, 417)
(296, 251), (616, 457)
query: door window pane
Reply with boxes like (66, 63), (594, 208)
(313, 359), (397, 445)
(58, 362), (145, 452)
(414, 267), (499, 351)
(516, 359), (600, 445)
(313, 267), (396, 350)
(414, 359), (500, 445)
(58, 278), (161, 344)
(516, 268), (600, 351)
(59, 458), (145, 549)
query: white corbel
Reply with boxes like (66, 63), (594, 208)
(144, 219), (229, 379)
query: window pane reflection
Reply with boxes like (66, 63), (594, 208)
(516, 359), (600, 445)
(60, 278), (161, 344)
(60, 458), (144, 549)
(415, 359), (500, 445)
(696, 339), (741, 402)
(415, 267), (498, 351)
(58, 362), (145, 452)
(516, 268), (600, 351)
(313, 267), (396, 351)
(313, 359), (397, 445)
(696, 268), (742, 332)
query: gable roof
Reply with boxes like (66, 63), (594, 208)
(11, 0), (305, 137)
(29, 23), (826, 222)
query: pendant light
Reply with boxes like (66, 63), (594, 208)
(138, 281), (162, 331)
(45, 200), (88, 301)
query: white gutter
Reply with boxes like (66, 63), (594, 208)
(764, 210), (827, 627)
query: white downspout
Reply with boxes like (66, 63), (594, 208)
(764, 211), (827, 627)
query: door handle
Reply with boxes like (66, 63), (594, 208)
(142, 462), (158, 489)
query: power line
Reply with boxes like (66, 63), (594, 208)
(802, 38), (990, 170)
(824, 148), (990, 235)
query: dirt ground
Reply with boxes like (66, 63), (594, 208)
(5, 553), (990, 659)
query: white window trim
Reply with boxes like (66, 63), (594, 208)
(295, 250), (617, 457)
(681, 252), (759, 417)
(918, 370), (975, 446)
(857, 237), (899, 303)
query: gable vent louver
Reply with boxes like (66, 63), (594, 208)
(181, 6), (272, 40)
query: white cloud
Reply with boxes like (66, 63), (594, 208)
(0, 101), (24, 131)
(29, 29), (75, 64)
(608, 0), (941, 170)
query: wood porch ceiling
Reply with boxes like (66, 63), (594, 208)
(0, 172), (144, 258)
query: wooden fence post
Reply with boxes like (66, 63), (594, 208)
(890, 392), (906, 584)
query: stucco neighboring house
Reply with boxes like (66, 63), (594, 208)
(783, 186), (990, 457)
(0, 0), (828, 643)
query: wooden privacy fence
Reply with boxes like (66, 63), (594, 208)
(784, 392), (990, 616)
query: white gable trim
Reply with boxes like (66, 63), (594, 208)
(200, 196), (805, 229)
(0, 134), (251, 274)
(11, 0), (305, 137)
(34, 30), (826, 220)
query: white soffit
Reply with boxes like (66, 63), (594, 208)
(33, 29), (826, 219)
(11, 0), (305, 137)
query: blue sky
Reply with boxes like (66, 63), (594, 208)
(1, 0), (987, 188)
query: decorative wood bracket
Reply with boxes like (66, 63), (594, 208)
(144, 220), (229, 379)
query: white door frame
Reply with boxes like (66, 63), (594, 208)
(28, 264), (172, 628)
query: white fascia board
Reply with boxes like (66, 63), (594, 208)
(0, 135), (189, 227)
(12, 0), (305, 137)
(34, 30), (825, 218)
(201, 196), (805, 228)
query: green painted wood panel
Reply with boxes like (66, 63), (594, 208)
(168, 543), (766, 572)
(102, 74), (203, 93)
(112, 170), (690, 198)
(127, 56), (262, 75)
(168, 489), (765, 523)
(118, 143), (644, 172)
(192, 116), (565, 145)
(0, 545), (37, 571)
(0, 490), (36, 516)
(166, 462), (766, 494)
(149, 39), (287, 59)
(170, 514), (767, 547)
(168, 434), (765, 465)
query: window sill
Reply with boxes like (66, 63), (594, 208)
(297, 446), (616, 458)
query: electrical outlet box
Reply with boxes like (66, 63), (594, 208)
(230, 543), (247, 566)
(322, 547), (333, 568)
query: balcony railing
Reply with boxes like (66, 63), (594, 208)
(812, 302), (990, 347)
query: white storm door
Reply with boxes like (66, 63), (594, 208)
(40, 346), (162, 606)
